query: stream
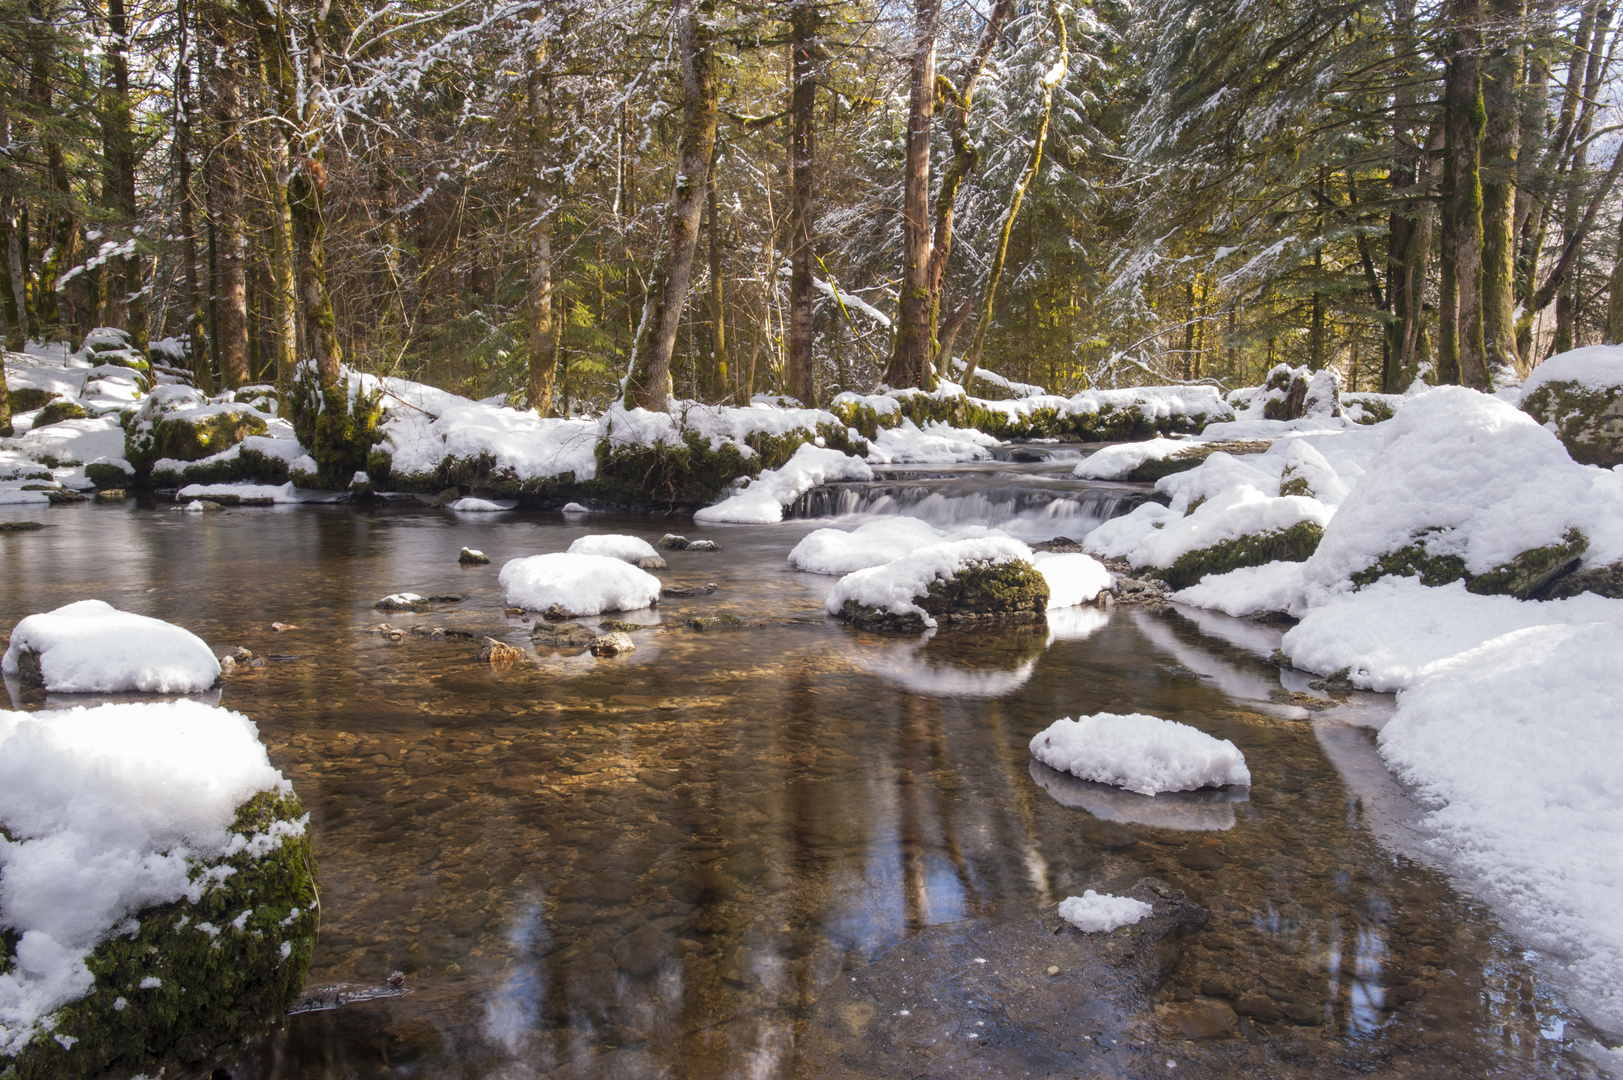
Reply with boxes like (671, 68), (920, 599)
(0, 455), (1594, 1079)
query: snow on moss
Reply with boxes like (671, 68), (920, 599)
(824, 536), (1035, 628)
(694, 443), (873, 524)
(2, 601), (219, 693)
(0, 701), (295, 1056)
(788, 518), (1005, 575)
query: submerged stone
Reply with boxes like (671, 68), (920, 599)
(590, 631), (635, 656)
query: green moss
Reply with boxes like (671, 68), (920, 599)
(1160, 521), (1325, 590)
(84, 463), (133, 489)
(1352, 528), (1588, 600)
(837, 558), (1050, 632)
(1, 790), (318, 1080)
(1520, 381), (1623, 467)
(589, 430), (759, 506)
(290, 369), (384, 490)
(31, 400), (88, 428)
(7, 388), (54, 413)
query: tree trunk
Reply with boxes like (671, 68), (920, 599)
(1479, 0), (1523, 374)
(622, 0), (718, 412)
(105, 0), (146, 351)
(28, 0), (72, 342)
(174, 0), (213, 391)
(884, 0), (941, 390)
(706, 143), (730, 398)
(960, 0), (1065, 389)
(786, 0), (819, 406)
(259, 47), (299, 390)
(925, 0), (1013, 370)
(1607, 216), (1623, 344)
(203, 14), (249, 388)
(525, 33), (556, 415)
(1441, 0), (1489, 389)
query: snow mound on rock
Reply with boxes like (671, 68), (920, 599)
(1520, 343), (1623, 395)
(1031, 551), (1114, 607)
(1029, 712), (1250, 796)
(1071, 437), (1186, 480)
(2, 600), (220, 693)
(448, 497), (516, 512)
(1171, 560), (1308, 618)
(499, 552), (661, 614)
(788, 518), (1006, 575)
(567, 534), (659, 564)
(1056, 890), (1154, 933)
(695, 444), (873, 524)
(0, 700), (292, 1053)
(823, 536), (1034, 628)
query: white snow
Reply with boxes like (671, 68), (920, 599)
(1029, 712), (1250, 796)
(0, 700), (294, 1055)
(864, 420), (998, 465)
(1171, 560), (1308, 617)
(1030, 551), (1114, 607)
(1087, 483), (1331, 572)
(498, 552), (661, 615)
(567, 533), (660, 564)
(1071, 438), (1187, 480)
(823, 536), (1035, 629)
(695, 443), (872, 524)
(788, 518), (1005, 575)
(447, 497), (517, 512)
(1521, 343), (1623, 394)
(174, 482), (323, 504)
(2, 600), (220, 693)
(1056, 891), (1154, 933)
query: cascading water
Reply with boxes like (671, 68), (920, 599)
(785, 451), (1156, 541)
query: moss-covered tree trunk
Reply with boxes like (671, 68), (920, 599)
(1440, 0), (1488, 389)
(1609, 218), (1623, 344)
(1479, 0), (1523, 374)
(622, 0), (717, 412)
(884, 0), (940, 391)
(525, 32), (556, 415)
(174, 0), (213, 392)
(203, 7), (250, 388)
(786, 0), (820, 407)
(259, 74), (299, 391)
(104, 0), (146, 352)
(705, 143), (730, 398)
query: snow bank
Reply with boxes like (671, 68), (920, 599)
(1520, 343), (1623, 396)
(381, 397), (600, 484)
(695, 443), (873, 524)
(1056, 891), (1154, 933)
(7, 416), (126, 467)
(1171, 560), (1308, 617)
(1302, 387), (1623, 592)
(1071, 438), (1186, 480)
(498, 552), (661, 615)
(1031, 551), (1114, 607)
(2, 600), (219, 693)
(865, 420), (999, 465)
(0, 700), (292, 1055)
(824, 536), (1034, 628)
(1029, 712), (1250, 795)
(567, 533), (659, 564)
(1088, 485), (1331, 571)
(788, 518), (1004, 575)
(1373, 604), (1623, 1030)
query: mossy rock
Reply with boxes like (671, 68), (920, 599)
(1159, 521), (1325, 590)
(837, 557), (1050, 633)
(8, 387), (55, 413)
(589, 430), (760, 506)
(129, 409), (269, 477)
(84, 462), (135, 489)
(1126, 440), (1274, 484)
(1541, 560), (1623, 600)
(1520, 380), (1623, 466)
(0, 790), (318, 1080)
(1352, 527), (1588, 600)
(31, 399), (89, 428)
(290, 368), (384, 490)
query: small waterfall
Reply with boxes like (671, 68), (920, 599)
(785, 468), (1152, 540)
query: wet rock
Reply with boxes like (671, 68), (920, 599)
(661, 582), (718, 598)
(1177, 844), (1225, 871)
(1201, 977), (1238, 999)
(504, 607), (525, 618)
(0, 521), (44, 532)
(613, 923), (674, 978)
(271, 622), (298, 632)
(93, 488), (127, 501)
(598, 620), (648, 633)
(687, 539), (719, 551)
(371, 623), (406, 642)
(426, 593), (466, 603)
(376, 594), (432, 612)
(249, 657), (267, 669)
(636, 555), (669, 571)
(686, 614), (743, 631)
(590, 632), (635, 657)
(431, 487), (463, 507)
(1031, 536), (1086, 553)
(657, 534), (692, 550)
(532, 622), (597, 647)
(219, 655), (237, 675)
(477, 637), (527, 663)
(1280, 1000), (1324, 1025)
(230, 647), (254, 662)
(458, 547), (490, 565)
(543, 603), (581, 620)
(1235, 991), (1283, 1022)
(46, 490), (89, 504)
(1157, 999), (1239, 1039)
(1268, 689), (1339, 711)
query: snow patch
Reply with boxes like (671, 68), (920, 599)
(1029, 712), (1250, 796)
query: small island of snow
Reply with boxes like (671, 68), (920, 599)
(1, 600), (220, 693)
(1029, 712), (1250, 796)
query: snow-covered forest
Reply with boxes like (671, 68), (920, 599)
(0, 0), (1619, 425)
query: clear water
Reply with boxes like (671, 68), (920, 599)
(0, 490), (1591, 1079)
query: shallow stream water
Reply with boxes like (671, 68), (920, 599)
(0, 464), (1598, 1079)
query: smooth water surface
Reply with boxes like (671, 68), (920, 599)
(0, 494), (1593, 1079)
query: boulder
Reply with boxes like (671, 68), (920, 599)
(589, 631), (635, 656)
(31, 398), (88, 428)
(476, 637), (527, 663)
(1521, 372), (1623, 466)
(1162, 521), (1325, 590)
(832, 550), (1050, 633)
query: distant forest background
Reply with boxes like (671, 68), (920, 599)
(0, 0), (1619, 412)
